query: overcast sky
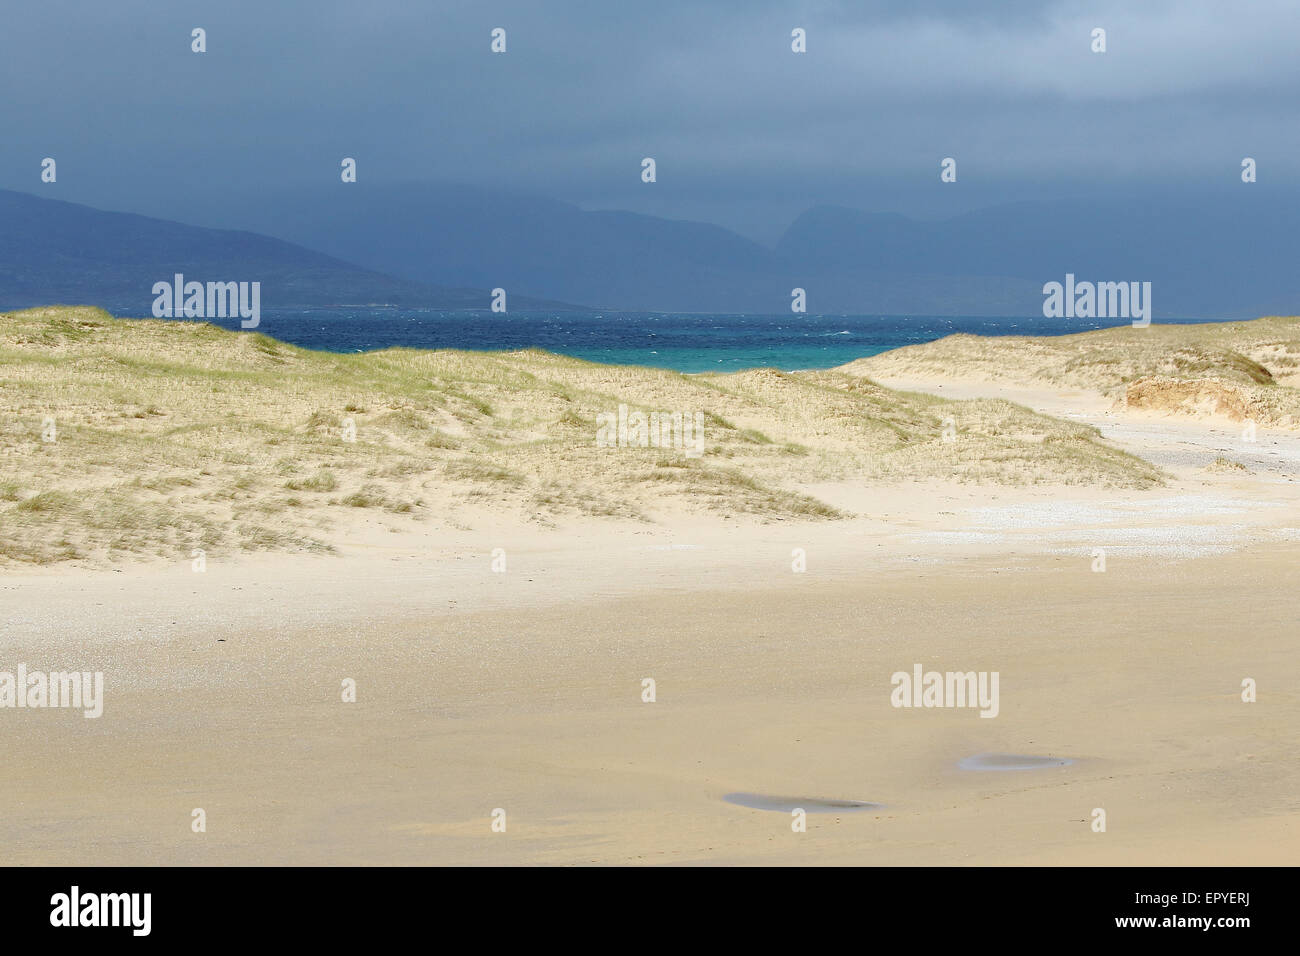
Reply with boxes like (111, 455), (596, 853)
(3, 0), (1298, 242)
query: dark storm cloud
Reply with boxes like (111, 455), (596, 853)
(2, 0), (1297, 239)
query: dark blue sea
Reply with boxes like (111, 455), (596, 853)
(152, 310), (1224, 373)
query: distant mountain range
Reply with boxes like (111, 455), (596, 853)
(0, 189), (584, 314)
(169, 182), (1300, 318)
(4, 184), (1300, 318)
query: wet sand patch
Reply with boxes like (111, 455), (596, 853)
(723, 792), (882, 813)
(958, 753), (1073, 771)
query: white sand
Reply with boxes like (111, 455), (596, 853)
(3, 374), (1298, 865)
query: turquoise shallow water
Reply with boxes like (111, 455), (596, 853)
(139, 310), (1226, 373)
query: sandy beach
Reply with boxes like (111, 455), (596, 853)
(3, 310), (1298, 865)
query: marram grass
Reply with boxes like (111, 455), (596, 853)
(0, 307), (1164, 565)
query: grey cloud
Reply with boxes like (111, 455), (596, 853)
(1, 0), (1296, 241)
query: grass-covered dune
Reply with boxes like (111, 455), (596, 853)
(0, 307), (1162, 565)
(840, 316), (1300, 427)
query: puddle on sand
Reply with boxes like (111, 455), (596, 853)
(723, 793), (882, 813)
(958, 753), (1073, 771)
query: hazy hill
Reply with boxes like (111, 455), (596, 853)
(0, 189), (585, 313)
(187, 182), (787, 313)
(9, 185), (1300, 318)
(199, 182), (1300, 317)
(778, 195), (1300, 318)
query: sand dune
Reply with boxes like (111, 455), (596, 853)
(840, 316), (1300, 428)
(1, 307), (1160, 566)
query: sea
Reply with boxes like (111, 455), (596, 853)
(146, 309), (1225, 374)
